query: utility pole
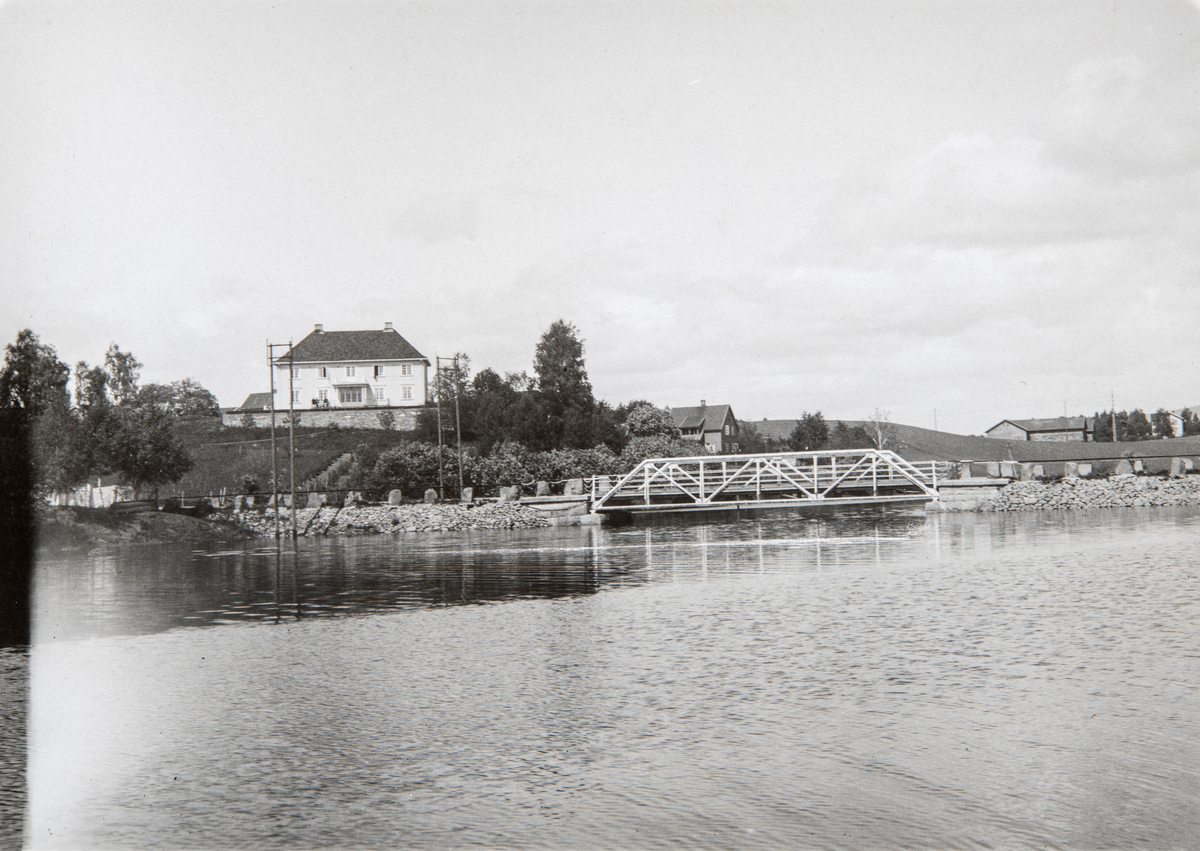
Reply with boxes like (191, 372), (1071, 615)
(287, 342), (297, 539)
(1111, 390), (1117, 443)
(267, 340), (279, 539)
(453, 354), (464, 496)
(435, 355), (445, 501)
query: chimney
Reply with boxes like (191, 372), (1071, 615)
(314, 323), (323, 333)
(700, 399), (706, 408)
(384, 321), (394, 331)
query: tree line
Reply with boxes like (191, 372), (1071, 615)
(1091, 408), (1200, 442)
(1, 329), (214, 498)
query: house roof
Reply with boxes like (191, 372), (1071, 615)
(986, 416), (1088, 434)
(750, 419), (800, 442)
(236, 392), (273, 411)
(671, 404), (735, 432)
(279, 329), (428, 365)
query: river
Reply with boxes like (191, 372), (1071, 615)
(19, 507), (1200, 848)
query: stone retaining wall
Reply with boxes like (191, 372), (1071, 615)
(220, 407), (425, 431)
(231, 501), (552, 536)
(971, 474), (1200, 512)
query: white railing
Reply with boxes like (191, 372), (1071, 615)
(592, 449), (945, 511)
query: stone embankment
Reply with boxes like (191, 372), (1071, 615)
(232, 501), (552, 537)
(976, 475), (1200, 512)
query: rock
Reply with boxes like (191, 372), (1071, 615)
(1000, 462), (1017, 479)
(498, 485), (520, 503)
(344, 491), (361, 507)
(460, 487), (473, 504)
(1170, 457), (1187, 478)
(1019, 463), (1035, 482)
(985, 461), (1001, 478)
(1132, 459), (1144, 473)
(1031, 465), (1045, 479)
(424, 488), (438, 504)
(1077, 463), (1093, 478)
(594, 476), (613, 493)
(535, 481), (551, 496)
(1064, 462), (1079, 478)
(1113, 459), (1133, 476)
(564, 478), (585, 496)
(233, 495), (245, 512)
(388, 489), (403, 505)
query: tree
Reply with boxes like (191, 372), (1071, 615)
(826, 421), (873, 450)
(866, 408), (894, 450)
(789, 411), (829, 451)
(534, 320), (594, 413)
(622, 404), (680, 440)
(1151, 408), (1176, 439)
(103, 404), (193, 497)
(1182, 409), (1200, 436)
(168, 378), (219, 416)
(1126, 408), (1152, 441)
(104, 344), (142, 405)
(0, 329), (71, 417)
(31, 403), (92, 494)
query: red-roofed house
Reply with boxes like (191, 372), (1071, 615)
(670, 401), (740, 453)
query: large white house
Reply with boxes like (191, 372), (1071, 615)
(272, 323), (430, 410)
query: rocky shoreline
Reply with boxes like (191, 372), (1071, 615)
(971, 474), (1200, 512)
(230, 501), (555, 537)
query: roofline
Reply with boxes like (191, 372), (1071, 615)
(273, 356), (431, 366)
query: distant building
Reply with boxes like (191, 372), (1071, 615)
(232, 392), (273, 412)
(274, 323), (430, 411)
(985, 416), (1089, 442)
(671, 401), (739, 453)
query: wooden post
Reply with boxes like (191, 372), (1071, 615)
(288, 342), (297, 539)
(268, 340), (279, 539)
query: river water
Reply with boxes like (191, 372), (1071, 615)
(22, 507), (1200, 849)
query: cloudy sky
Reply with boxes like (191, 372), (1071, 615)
(3, 1), (1198, 435)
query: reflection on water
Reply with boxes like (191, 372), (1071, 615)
(26, 506), (1200, 849)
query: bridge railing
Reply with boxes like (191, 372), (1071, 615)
(592, 449), (948, 511)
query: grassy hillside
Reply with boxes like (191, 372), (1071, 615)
(750, 418), (1200, 463)
(162, 416), (421, 497)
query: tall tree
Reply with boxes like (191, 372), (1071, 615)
(103, 404), (193, 498)
(0, 329), (71, 417)
(1151, 408), (1176, 439)
(104, 343), (142, 405)
(789, 411), (829, 452)
(622, 404), (680, 440)
(1181, 408), (1200, 436)
(534, 320), (594, 414)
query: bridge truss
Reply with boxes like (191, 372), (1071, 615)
(592, 449), (945, 514)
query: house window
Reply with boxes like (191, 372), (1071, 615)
(291, 390), (300, 403)
(374, 365), (384, 378)
(317, 389), (328, 402)
(317, 367), (327, 378)
(338, 387), (363, 404)
(724, 424), (732, 435)
(346, 366), (356, 377)
(401, 364), (412, 376)
(291, 367), (301, 379)
(402, 386), (412, 400)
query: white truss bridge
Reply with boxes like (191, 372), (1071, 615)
(591, 449), (947, 514)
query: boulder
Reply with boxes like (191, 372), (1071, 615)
(1170, 457), (1188, 478)
(460, 487), (473, 504)
(1132, 459), (1144, 474)
(424, 488), (439, 504)
(1019, 463), (1035, 482)
(1000, 462), (1017, 479)
(1112, 459), (1133, 476)
(388, 489), (403, 506)
(564, 478), (585, 496)
(535, 481), (551, 497)
(307, 491), (324, 508)
(1076, 463), (1093, 478)
(985, 461), (1001, 478)
(498, 485), (520, 503)
(1064, 462), (1079, 478)
(233, 495), (245, 512)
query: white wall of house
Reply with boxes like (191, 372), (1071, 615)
(272, 360), (428, 410)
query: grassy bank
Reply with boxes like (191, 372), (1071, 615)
(37, 506), (254, 550)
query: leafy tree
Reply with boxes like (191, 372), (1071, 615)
(826, 421), (874, 450)
(31, 403), (92, 494)
(1126, 408), (1152, 440)
(534, 320), (594, 414)
(789, 411), (829, 451)
(103, 404), (193, 497)
(103, 344), (142, 405)
(168, 378), (220, 416)
(623, 404), (680, 439)
(0, 329), (71, 417)
(1151, 408), (1176, 439)
(1181, 408), (1200, 436)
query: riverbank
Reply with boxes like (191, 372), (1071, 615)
(231, 501), (553, 536)
(972, 474), (1200, 512)
(37, 505), (255, 549)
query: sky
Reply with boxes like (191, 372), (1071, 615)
(2, 0), (1198, 435)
